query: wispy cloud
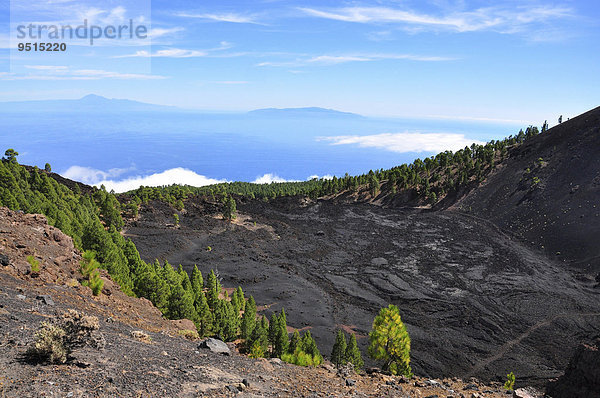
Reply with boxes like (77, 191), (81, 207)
(319, 132), (484, 153)
(115, 41), (233, 59)
(258, 52), (453, 67)
(176, 12), (260, 24)
(299, 5), (574, 34)
(0, 67), (165, 80)
(211, 81), (249, 85)
(62, 166), (227, 193)
(115, 48), (207, 58)
(150, 27), (184, 39)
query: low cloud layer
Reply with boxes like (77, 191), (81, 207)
(61, 167), (335, 193)
(319, 132), (484, 153)
(251, 173), (295, 184)
(61, 166), (226, 193)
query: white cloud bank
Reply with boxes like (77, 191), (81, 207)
(62, 168), (345, 192)
(252, 174), (335, 184)
(319, 132), (484, 153)
(252, 173), (295, 184)
(61, 166), (226, 193)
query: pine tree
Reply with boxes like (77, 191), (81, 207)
(368, 304), (412, 377)
(214, 299), (237, 341)
(190, 265), (203, 300)
(274, 310), (289, 358)
(240, 296), (257, 340)
(288, 330), (300, 354)
(268, 312), (279, 354)
(194, 290), (213, 337)
(301, 331), (321, 361)
(178, 264), (191, 292)
(205, 270), (221, 310)
(222, 195), (237, 221)
(331, 330), (348, 368)
(247, 316), (269, 357)
(231, 286), (245, 315)
(345, 333), (364, 370)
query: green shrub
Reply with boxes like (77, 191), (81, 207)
(504, 372), (515, 391)
(80, 251), (104, 296)
(178, 329), (199, 340)
(27, 310), (104, 364)
(26, 255), (40, 274)
(27, 322), (68, 363)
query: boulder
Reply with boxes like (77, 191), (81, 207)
(370, 257), (388, 266)
(36, 295), (55, 306)
(198, 338), (230, 355)
(0, 254), (9, 266)
(513, 387), (543, 398)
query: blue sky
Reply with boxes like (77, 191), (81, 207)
(1, 0), (598, 122)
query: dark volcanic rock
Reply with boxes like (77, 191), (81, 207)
(0, 253), (9, 266)
(455, 107), (600, 275)
(546, 339), (600, 398)
(125, 199), (600, 386)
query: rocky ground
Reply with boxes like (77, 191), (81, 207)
(0, 208), (515, 397)
(124, 196), (600, 387)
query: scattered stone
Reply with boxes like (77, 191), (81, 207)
(414, 381), (427, 388)
(0, 254), (9, 266)
(345, 378), (356, 387)
(315, 230), (325, 236)
(463, 383), (479, 391)
(427, 379), (441, 387)
(370, 257), (388, 266)
(226, 385), (239, 394)
(512, 387), (543, 398)
(198, 338), (230, 355)
(16, 294), (26, 300)
(235, 383), (245, 391)
(131, 330), (152, 343)
(36, 295), (55, 306)
(397, 376), (410, 383)
(425, 395), (439, 398)
(75, 361), (91, 368)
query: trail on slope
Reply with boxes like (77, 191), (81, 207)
(465, 312), (600, 377)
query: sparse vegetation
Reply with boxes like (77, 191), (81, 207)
(178, 329), (200, 340)
(80, 251), (104, 296)
(173, 213), (180, 226)
(26, 255), (40, 274)
(282, 330), (323, 367)
(27, 310), (104, 364)
(504, 371), (516, 391)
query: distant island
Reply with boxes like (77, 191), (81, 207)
(248, 107), (364, 118)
